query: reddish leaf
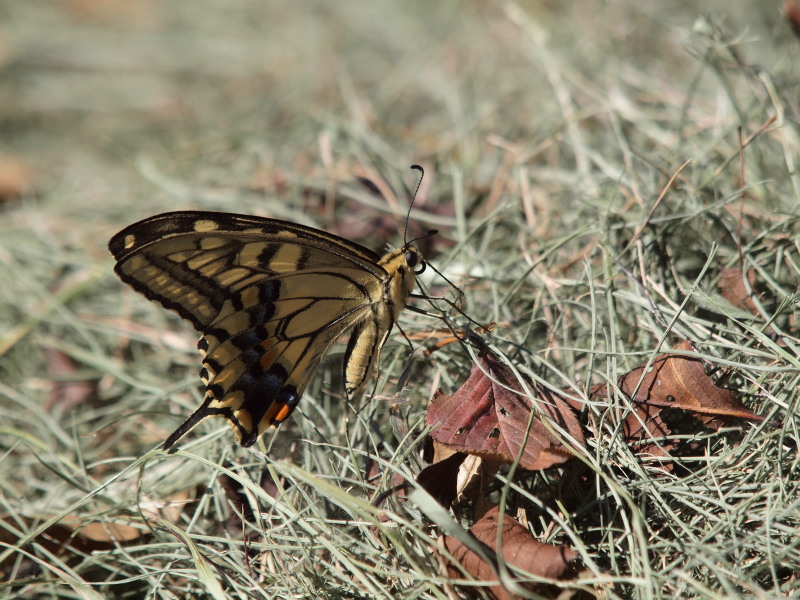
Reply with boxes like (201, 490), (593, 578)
(426, 352), (584, 471)
(442, 506), (577, 599)
(589, 378), (676, 463)
(786, 0), (800, 38)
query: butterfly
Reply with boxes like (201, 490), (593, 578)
(109, 208), (426, 449)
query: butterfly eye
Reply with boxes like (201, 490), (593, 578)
(405, 250), (426, 274)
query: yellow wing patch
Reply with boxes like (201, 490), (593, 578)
(109, 211), (423, 448)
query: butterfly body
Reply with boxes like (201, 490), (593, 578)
(109, 211), (422, 448)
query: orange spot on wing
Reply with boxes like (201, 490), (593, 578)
(261, 401), (291, 427)
(273, 404), (292, 423)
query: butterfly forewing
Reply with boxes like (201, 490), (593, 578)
(109, 211), (420, 448)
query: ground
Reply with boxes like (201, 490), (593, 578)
(1, 2), (798, 598)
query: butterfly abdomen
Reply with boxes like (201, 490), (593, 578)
(341, 246), (420, 398)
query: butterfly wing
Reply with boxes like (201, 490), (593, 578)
(109, 211), (414, 448)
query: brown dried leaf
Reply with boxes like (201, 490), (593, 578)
(0, 514), (143, 581)
(0, 485), (196, 580)
(442, 506), (577, 600)
(71, 519), (143, 543)
(718, 267), (758, 315)
(364, 447), (466, 512)
(431, 441), (496, 512)
(427, 352), (584, 471)
(591, 341), (763, 462)
(0, 154), (33, 201)
(617, 340), (761, 422)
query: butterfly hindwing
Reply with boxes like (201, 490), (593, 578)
(109, 211), (421, 448)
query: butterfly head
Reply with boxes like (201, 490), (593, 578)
(404, 246), (426, 275)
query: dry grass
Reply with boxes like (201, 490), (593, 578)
(1, 1), (799, 598)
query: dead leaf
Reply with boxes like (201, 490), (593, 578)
(718, 267), (758, 315)
(430, 441), (496, 513)
(0, 154), (33, 201)
(378, 441), (494, 514)
(426, 351), (584, 471)
(442, 506), (578, 600)
(0, 514), (142, 581)
(591, 340), (763, 463)
(416, 451), (467, 509)
(0, 486), (197, 581)
(71, 519), (143, 543)
(786, 1), (800, 38)
(616, 340), (760, 422)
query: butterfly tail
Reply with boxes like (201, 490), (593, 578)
(162, 395), (255, 449)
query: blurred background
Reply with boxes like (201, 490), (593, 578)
(2, 1), (793, 225)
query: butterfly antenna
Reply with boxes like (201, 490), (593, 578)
(404, 164), (425, 246)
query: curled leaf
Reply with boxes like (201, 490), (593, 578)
(416, 451), (468, 509)
(426, 351), (584, 471)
